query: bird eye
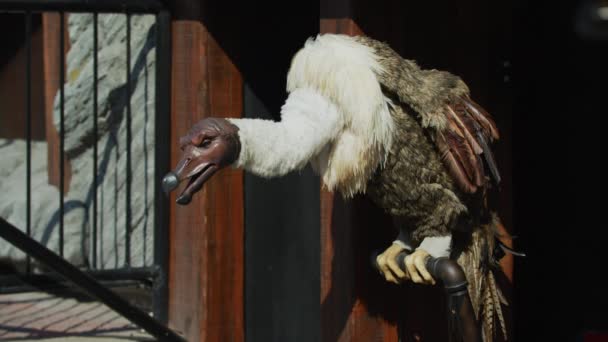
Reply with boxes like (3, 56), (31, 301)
(199, 138), (212, 148)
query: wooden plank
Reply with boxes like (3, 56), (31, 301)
(168, 21), (244, 342)
(201, 30), (244, 342)
(319, 15), (515, 341)
(349, 0), (514, 284)
(168, 21), (205, 342)
(42, 13), (71, 192)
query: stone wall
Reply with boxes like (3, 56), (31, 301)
(0, 14), (157, 270)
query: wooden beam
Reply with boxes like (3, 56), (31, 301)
(42, 13), (71, 192)
(168, 20), (244, 342)
(320, 18), (362, 36)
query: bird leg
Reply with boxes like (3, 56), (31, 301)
(375, 244), (436, 285)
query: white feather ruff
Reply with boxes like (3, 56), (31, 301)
(229, 34), (394, 197)
(286, 34), (395, 197)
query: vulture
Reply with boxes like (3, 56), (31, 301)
(163, 34), (513, 341)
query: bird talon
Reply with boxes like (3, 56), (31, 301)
(376, 243), (408, 283)
(405, 249), (435, 285)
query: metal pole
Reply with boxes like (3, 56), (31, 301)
(25, 10), (32, 274)
(153, 9), (171, 324)
(125, 13), (132, 268)
(92, 11), (98, 269)
(59, 10), (65, 258)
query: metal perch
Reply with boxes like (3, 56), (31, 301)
(371, 250), (481, 342)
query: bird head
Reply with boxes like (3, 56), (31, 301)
(162, 118), (240, 205)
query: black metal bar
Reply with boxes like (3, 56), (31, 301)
(0, 274), (156, 296)
(0, 217), (186, 342)
(25, 10), (32, 274)
(153, 9), (171, 324)
(0, 0), (163, 13)
(59, 11), (65, 258)
(92, 12), (98, 269)
(125, 13), (132, 268)
(0, 280), (151, 296)
(0, 267), (159, 289)
(3, 2), (174, 332)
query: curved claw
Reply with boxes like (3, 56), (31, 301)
(375, 243), (409, 284)
(404, 249), (435, 285)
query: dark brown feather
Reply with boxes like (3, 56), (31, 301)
(455, 99), (501, 185)
(444, 129), (478, 183)
(435, 97), (501, 194)
(446, 106), (485, 186)
(449, 103), (484, 154)
(461, 96), (499, 141)
(436, 131), (478, 193)
(476, 131), (501, 185)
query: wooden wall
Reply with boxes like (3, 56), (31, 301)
(0, 14), (45, 141)
(319, 1), (514, 340)
(319, 18), (452, 342)
(165, 1), (514, 341)
(168, 20), (244, 342)
(319, 17), (401, 342)
(351, 1), (515, 276)
(0, 13), (71, 191)
(167, 2), (319, 341)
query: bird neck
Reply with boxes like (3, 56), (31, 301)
(227, 88), (342, 179)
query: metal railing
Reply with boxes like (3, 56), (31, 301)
(1, 218), (183, 341)
(0, 0), (175, 340)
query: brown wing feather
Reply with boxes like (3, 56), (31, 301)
(436, 131), (478, 193)
(460, 97), (502, 184)
(436, 97), (501, 194)
(461, 96), (500, 140)
(446, 106), (484, 186)
(444, 128), (478, 183)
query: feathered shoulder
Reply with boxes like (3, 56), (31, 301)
(286, 34), (395, 197)
(353, 35), (501, 194)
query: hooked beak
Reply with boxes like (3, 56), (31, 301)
(162, 154), (219, 205)
(163, 117), (240, 206)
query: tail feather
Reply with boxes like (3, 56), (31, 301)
(456, 216), (509, 342)
(482, 284), (494, 341)
(489, 273), (507, 337)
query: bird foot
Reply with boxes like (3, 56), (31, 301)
(376, 245), (435, 285)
